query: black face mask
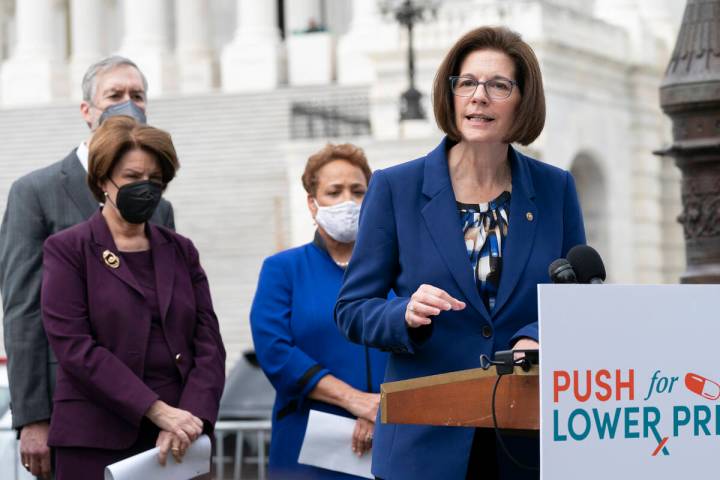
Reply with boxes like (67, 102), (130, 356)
(109, 180), (163, 224)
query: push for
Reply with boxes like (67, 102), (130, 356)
(644, 370), (678, 401)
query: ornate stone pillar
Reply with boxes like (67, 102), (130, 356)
(119, 0), (175, 95)
(658, 0), (720, 283)
(221, 0), (281, 92)
(69, 0), (104, 99)
(176, 0), (215, 93)
(1, 0), (67, 105)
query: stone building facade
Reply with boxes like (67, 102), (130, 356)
(0, 0), (686, 363)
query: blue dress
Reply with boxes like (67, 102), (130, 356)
(250, 234), (388, 479)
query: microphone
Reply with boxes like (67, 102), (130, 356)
(567, 245), (606, 284)
(548, 258), (577, 283)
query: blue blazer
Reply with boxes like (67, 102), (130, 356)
(250, 240), (388, 479)
(335, 138), (585, 479)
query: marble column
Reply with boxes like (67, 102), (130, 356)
(1, 0), (67, 105)
(118, 0), (176, 96)
(337, 0), (385, 85)
(0, 3), (5, 61)
(176, 0), (216, 93)
(221, 0), (281, 92)
(69, 0), (104, 100)
(0, 5), (3, 103)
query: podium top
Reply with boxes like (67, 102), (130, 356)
(382, 365), (537, 393)
(380, 366), (539, 430)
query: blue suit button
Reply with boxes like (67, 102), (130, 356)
(482, 325), (493, 339)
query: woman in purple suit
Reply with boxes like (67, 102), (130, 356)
(41, 116), (226, 479)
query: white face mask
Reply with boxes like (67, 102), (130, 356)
(314, 199), (361, 243)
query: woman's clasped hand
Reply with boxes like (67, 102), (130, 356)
(146, 400), (204, 465)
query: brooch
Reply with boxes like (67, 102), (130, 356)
(102, 250), (120, 269)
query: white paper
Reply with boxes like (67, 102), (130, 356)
(104, 434), (211, 480)
(298, 410), (373, 479)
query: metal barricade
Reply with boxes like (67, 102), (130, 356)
(213, 419), (272, 480)
(2, 421), (273, 480)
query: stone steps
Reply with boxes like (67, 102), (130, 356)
(0, 84), (371, 366)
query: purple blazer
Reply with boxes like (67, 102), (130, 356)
(41, 210), (226, 450)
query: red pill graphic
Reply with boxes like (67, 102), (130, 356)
(685, 373), (720, 400)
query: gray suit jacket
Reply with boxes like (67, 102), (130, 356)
(0, 149), (175, 429)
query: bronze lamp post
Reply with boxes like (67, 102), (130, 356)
(658, 0), (720, 283)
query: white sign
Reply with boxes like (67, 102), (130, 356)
(539, 285), (720, 479)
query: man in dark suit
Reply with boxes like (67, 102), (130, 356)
(0, 55), (175, 479)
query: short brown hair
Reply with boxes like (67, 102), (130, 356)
(301, 143), (372, 196)
(432, 26), (545, 146)
(87, 116), (179, 202)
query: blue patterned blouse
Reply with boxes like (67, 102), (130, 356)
(457, 191), (511, 311)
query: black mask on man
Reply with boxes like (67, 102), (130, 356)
(108, 180), (162, 224)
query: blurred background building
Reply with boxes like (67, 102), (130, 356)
(0, 0), (686, 365)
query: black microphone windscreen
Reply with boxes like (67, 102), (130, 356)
(548, 258), (577, 283)
(567, 245), (606, 283)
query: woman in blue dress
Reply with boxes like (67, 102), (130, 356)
(250, 143), (388, 479)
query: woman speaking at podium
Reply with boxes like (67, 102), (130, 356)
(335, 26), (585, 479)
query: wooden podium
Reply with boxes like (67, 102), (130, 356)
(381, 366), (539, 432)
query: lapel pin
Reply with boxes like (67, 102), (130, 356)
(102, 250), (120, 269)
(526, 212), (534, 222)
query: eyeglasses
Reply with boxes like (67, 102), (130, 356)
(449, 76), (517, 100)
